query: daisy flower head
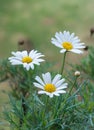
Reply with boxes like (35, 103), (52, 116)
(33, 72), (68, 98)
(51, 31), (85, 54)
(8, 50), (45, 71)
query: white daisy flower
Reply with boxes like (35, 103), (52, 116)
(33, 72), (68, 98)
(8, 50), (45, 71)
(51, 31), (85, 54)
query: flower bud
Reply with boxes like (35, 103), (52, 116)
(74, 71), (80, 77)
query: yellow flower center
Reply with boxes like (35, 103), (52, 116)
(62, 41), (73, 50)
(22, 56), (32, 63)
(44, 84), (56, 93)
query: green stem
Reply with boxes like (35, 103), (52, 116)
(56, 77), (78, 116)
(42, 96), (49, 127)
(68, 77), (77, 95)
(53, 95), (62, 118)
(64, 77), (77, 103)
(60, 52), (67, 75)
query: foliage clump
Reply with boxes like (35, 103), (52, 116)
(0, 31), (94, 130)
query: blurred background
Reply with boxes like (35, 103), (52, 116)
(0, 0), (94, 129)
(0, 0), (94, 61)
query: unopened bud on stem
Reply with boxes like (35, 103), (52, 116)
(74, 71), (80, 77)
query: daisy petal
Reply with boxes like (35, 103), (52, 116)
(33, 72), (68, 98)
(71, 49), (83, 54)
(52, 74), (62, 84)
(35, 76), (45, 86)
(55, 79), (65, 87)
(51, 30), (85, 54)
(8, 50), (44, 71)
(33, 83), (44, 89)
(42, 72), (51, 84)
